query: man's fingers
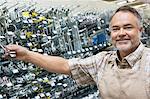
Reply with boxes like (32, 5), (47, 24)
(5, 44), (18, 51)
(1, 45), (17, 59)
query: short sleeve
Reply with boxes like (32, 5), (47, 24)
(68, 51), (108, 86)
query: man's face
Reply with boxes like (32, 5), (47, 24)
(110, 11), (142, 51)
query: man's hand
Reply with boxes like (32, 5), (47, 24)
(4, 44), (29, 61)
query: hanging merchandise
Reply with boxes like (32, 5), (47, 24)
(0, 1), (121, 98)
(22, 11), (30, 18)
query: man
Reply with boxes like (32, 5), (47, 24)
(4, 6), (150, 99)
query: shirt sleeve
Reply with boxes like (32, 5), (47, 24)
(68, 51), (108, 86)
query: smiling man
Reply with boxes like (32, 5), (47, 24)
(110, 6), (143, 60)
(4, 5), (150, 99)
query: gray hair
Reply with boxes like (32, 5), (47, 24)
(110, 5), (143, 28)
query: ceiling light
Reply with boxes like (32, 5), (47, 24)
(128, 0), (136, 2)
(117, 0), (128, 5)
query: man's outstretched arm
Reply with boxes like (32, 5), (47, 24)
(5, 44), (71, 75)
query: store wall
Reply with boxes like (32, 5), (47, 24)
(1, 0), (118, 15)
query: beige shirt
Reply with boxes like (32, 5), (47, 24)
(69, 43), (150, 99)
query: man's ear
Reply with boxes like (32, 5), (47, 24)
(138, 27), (143, 37)
(139, 27), (144, 33)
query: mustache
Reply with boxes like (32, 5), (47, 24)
(116, 38), (130, 41)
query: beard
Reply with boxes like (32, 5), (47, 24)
(115, 40), (133, 51)
(111, 32), (142, 52)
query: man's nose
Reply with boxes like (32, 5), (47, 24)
(118, 28), (126, 37)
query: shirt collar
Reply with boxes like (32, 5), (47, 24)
(115, 43), (145, 68)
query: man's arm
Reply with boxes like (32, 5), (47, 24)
(26, 51), (71, 75)
(5, 44), (71, 75)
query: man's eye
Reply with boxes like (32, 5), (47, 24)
(112, 28), (119, 31)
(124, 27), (133, 30)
